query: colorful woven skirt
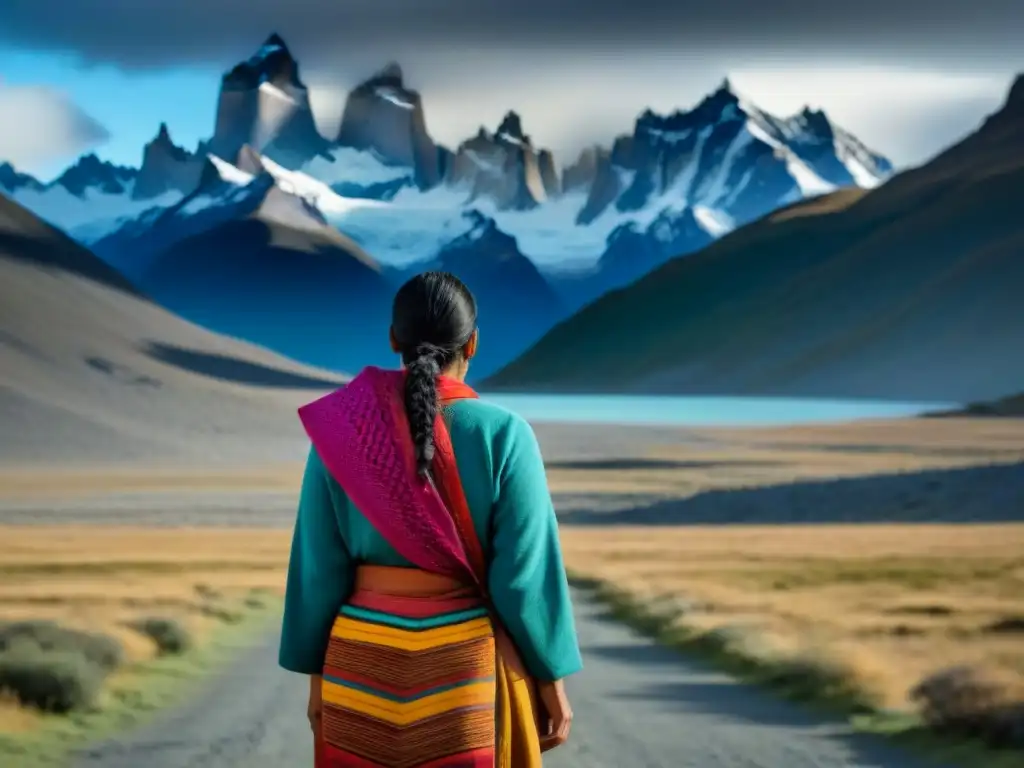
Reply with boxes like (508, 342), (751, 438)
(318, 577), (497, 767)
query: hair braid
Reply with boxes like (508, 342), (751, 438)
(404, 343), (444, 477)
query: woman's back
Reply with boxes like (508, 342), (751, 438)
(286, 396), (581, 682)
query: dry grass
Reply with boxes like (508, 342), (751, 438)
(0, 465), (304, 501)
(0, 526), (291, 732)
(561, 524), (1024, 710)
(545, 417), (1024, 496)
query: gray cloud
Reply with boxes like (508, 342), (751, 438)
(0, 82), (109, 171)
(2, 0), (1022, 72)
(2, 1), (1019, 172)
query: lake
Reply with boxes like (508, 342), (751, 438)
(477, 393), (956, 427)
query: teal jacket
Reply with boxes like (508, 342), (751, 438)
(279, 397), (583, 681)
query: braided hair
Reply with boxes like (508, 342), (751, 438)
(391, 272), (478, 477)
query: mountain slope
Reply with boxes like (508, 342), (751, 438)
(424, 211), (568, 378)
(0, 193), (345, 464)
(133, 174), (395, 374)
(485, 75), (1024, 403)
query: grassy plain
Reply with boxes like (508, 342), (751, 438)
(561, 524), (1024, 709)
(0, 415), (1022, 759)
(0, 527), (288, 762)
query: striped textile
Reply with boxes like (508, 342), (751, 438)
(320, 589), (497, 768)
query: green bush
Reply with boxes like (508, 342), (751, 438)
(127, 617), (193, 656)
(0, 647), (105, 714)
(0, 620), (124, 671)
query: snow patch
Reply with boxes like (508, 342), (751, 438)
(208, 154), (256, 186)
(374, 86), (414, 109)
(179, 183), (251, 216)
(302, 147), (412, 187)
(833, 127), (888, 188)
(692, 205), (733, 236)
(258, 154), (376, 215)
(695, 126), (753, 208)
(9, 182), (182, 243)
(743, 119), (836, 196)
(326, 184), (476, 267)
(258, 81), (296, 104)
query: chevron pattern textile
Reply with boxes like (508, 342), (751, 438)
(319, 588), (497, 768)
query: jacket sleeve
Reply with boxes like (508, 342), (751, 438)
(278, 446), (353, 674)
(488, 415), (583, 681)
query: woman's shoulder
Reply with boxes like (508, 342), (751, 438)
(447, 398), (536, 444)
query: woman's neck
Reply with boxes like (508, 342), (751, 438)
(440, 361), (468, 382)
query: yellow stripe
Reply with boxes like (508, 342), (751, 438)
(322, 679), (495, 725)
(330, 615), (493, 651)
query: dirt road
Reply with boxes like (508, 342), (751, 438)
(69, 592), (946, 768)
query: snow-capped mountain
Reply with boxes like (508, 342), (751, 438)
(445, 111), (560, 211)
(0, 32), (899, 377)
(94, 146), (575, 376)
(572, 80), (892, 228)
(208, 33), (332, 169)
(1, 35), (893, 264)
(92, 146), (395, 373)
(0, 153), (183, 242)
(335, 62), (444, 191)
(134, 123), (205, 200)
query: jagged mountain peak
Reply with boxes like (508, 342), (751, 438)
(134, 121), (202, 200)
(55, 153), (136, 197)
(634, 80), (745, 136)
(348, 61), (419, 111)
(144, 122), (189, 158)
(496, 111), (526, 142)
(791, 106), (836, 138)
(262, 33), (289, 51)
(0, 162), (42, 192)
(224, 33), (301, 90)
(458, 209), (501, 242)
(370, 61), (405, 86)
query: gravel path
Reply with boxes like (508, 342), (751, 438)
(69, 592), (946, 768)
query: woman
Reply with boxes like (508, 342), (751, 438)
(279, 271), (582, 767)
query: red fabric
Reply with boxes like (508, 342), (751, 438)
(436, 375), (479, 405)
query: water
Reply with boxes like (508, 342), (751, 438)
(477, 393), (958, 427)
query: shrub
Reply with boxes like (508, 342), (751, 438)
(911, 665), (1024, 749)
(194, 583), (222, 600)
(127, 617), (193, 656)
(0, 620), (124, 672)
(244, 595), (267, 610)
(197, 603), (243, 624)
(0, 647), (105, 714)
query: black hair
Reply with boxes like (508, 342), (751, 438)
(391, 271), (478, 477)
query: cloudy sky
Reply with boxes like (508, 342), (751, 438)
(1, 0), (1020, 180)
